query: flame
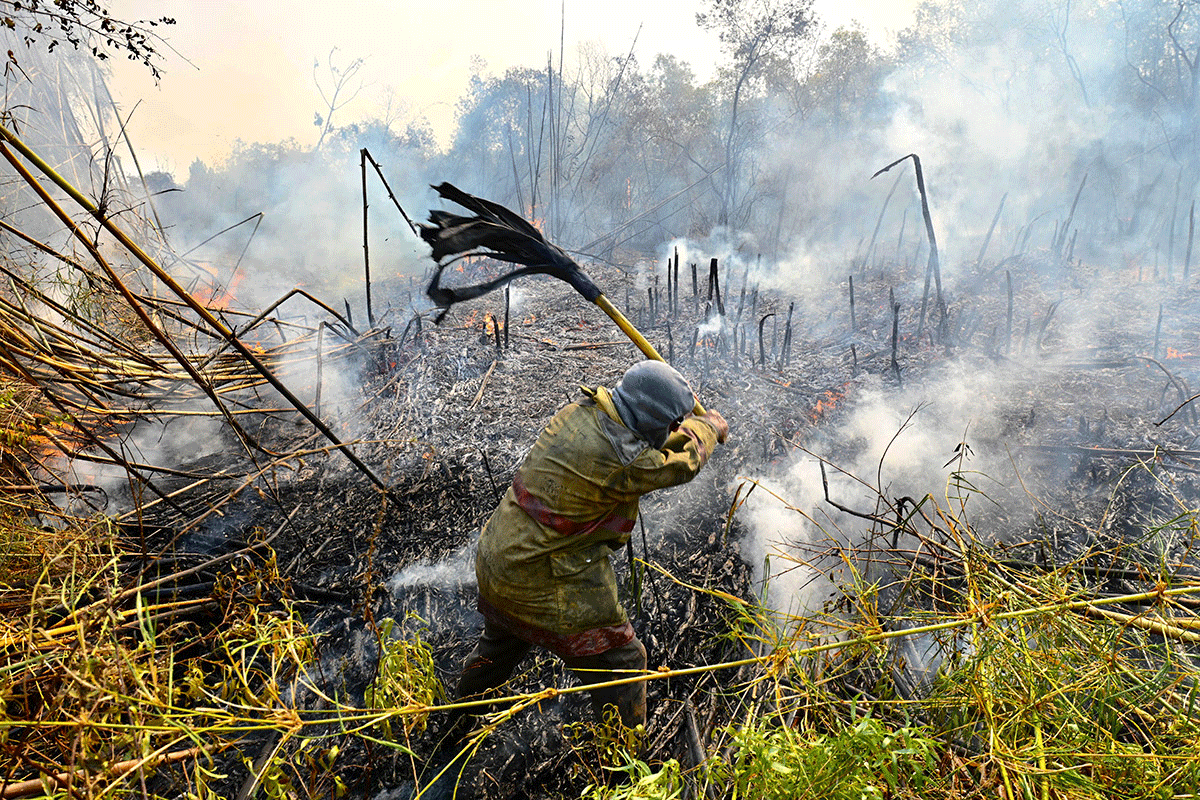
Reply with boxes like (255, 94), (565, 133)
(525, 205), (547, 234)
(523, 313), (537, 325)
(193, 269), (246, 309)
(1166, 347), (1193, 359)
(810, 387), (846, 422)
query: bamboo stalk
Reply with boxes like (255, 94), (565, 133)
(890, 296), (901, 385)
(758, 313), (775, 367)
(874, 154), (942, 337)
(977, 192), (1007, 270)
(1186, 200), (1195, 280)
(672, 248), (679, 317)
(0, 746), (209, 799)
(0, 124), (398, 502)
(848, 274), (856, 332)
(779, 302), (794, 370)
(360, 148), (374, 327)
(0, 142), (266, 458)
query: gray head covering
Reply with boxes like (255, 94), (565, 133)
(611, 361), (694, 449)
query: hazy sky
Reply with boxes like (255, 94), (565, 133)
(108, 1), (918, 176)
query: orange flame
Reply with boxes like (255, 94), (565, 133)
(1166, 347), (1193, 359)
(194, 270), (245, 309)
(810, 387), (846, 422)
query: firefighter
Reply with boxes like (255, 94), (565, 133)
(457, 359), (728, 731)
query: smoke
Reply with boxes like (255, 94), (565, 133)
(387, 542), (477, 592)
(742, 355), (1075, 616)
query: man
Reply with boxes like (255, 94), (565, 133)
(458, 360), (728, 730)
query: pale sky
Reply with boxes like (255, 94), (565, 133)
(107, 1), (918, 177)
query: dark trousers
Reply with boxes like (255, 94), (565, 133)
(458, 619), (647, 729)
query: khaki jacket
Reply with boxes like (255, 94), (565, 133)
(476, 385), (721, 656)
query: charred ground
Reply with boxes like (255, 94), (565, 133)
(78, 248), (1200, 797)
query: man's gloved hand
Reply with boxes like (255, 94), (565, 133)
(697, 409), (728, 444)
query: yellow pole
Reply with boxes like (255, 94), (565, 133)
(592, 294), (706, 415)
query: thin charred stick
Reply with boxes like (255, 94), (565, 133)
(779, 302), (794, 370)
(1187, 201), (1195, 280)
(874, 154), (942, 337)
(665, 258), (672, 315)
(491, 313), (502, 351)
(0, 142), (265, 458)
(0, 337), (181, 512)
(504, 285), (511, 348)
(647, 287), (654, 322)
(848, 275), (856, 332)
(977, 192), (1007, 270)
(667, 323), (674, 363)
(1171, 183), (1181, 278)
(1018, 221), (1035, 256)
(758, 313), (775, 367)
(890, 296), (902, 385)
(1141, 355), (1198, 425)
(315, 322), (325, 418)
(673, 247), (680, 316)
(361, 148), (419, 234)
(343, 299), (353, 328)
(1036, 301), (1060, 350)
(0, 127), (400, 501)
(690, 326), (699, 363)
(480, 449), (501, 502)
(1006, 270), (1014, 355)
(398, 314), (422, 348)
(691, 262), (698, 308)
(360, 149), (374, 328)
(1056, 173), (1087, 258)
(1154, 303), (1164, 360)
(866, 171), (904, 269)
(851, 343), (858, 375)
(820, 460), (891, 524)
(708, 258), (725, 316)
(738, 266), (748, 319)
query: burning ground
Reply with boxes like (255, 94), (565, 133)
(6, 139), (1200, 797)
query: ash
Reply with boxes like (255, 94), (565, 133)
(118, 252), (1200, 798)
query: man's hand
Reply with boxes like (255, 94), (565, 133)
(697, 409), (728, 444)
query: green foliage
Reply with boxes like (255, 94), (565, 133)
(705, 715), (938, 800)
(578, 715), (939, 800)
(363, 616), (444, 738)
(581, 756), (684, 800)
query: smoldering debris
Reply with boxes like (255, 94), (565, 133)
(9, 127), (1200, 798)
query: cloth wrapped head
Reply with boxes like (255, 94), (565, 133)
(611, 361), (694, 449)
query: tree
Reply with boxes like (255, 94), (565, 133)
(698, 0), (815, 227)
(0, 0), (173, 78)
(313, 49), (366, 151)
